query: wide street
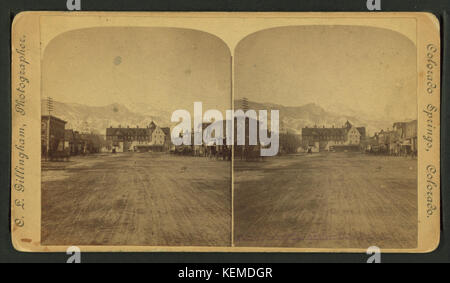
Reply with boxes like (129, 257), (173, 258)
(234, 152), (418, 249)
(42, 151), (418, 249)
(41, 152), (231, 246)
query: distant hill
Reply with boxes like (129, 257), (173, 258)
(42, 99), (399, 137)
(41, 100), (167, 135)
(234, 99), (394, 136)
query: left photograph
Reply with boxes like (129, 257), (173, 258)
(40, 27), (232, 246)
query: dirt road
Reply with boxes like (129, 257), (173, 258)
(41, 153), (231, 246)
(234, 152), (417, 249)
(42, 151), (417, 248)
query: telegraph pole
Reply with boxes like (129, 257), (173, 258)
(242, 97), (249, 112)
(46, 97), (54, 159)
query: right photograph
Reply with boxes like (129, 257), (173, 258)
(233, 25), (418, 249)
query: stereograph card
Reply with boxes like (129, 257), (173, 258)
(11, 12), (440, 252)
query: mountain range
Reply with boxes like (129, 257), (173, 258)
(234, 100), (395, 136)
(41, 101), (165, 135)
(41, 99), (401, 136)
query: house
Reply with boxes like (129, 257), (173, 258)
(388, 120), (417, 155)
(375, 129), (391, 153)
(64, 129), (88, 155)
(161, 127), (172, 150)
(404, 120), (418, 153)
(73, 131), (83, 154)
(106, 125), (150, 152)
(105, 122), (170, 152)
(79, 133), (103, 154)
(301, 121), (366, 152)
(41, 115), (67, 158)
(151, 126), (166, 146)
(371, 120), (417, 155)
(364, 135), (379, 152)
(64, 129), (76, 155)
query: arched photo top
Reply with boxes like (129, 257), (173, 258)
(42, 27), (232, 115)
(235, 25), (416, 53)
(234, 25), (417, 130)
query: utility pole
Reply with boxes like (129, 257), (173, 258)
(46, 96), (54, 116)
(241, 97), (249, 159)
(46, 97), (54, 159)
(242, 97), (249, 112)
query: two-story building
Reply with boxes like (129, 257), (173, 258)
(301, 121), (366, 152)
(41, 115), (67, 158)
(105, 121), (171, 152)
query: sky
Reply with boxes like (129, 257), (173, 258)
(234, 25), (417, 123)
(42, 27), (231, 115)
(43, 25), (417, 126)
